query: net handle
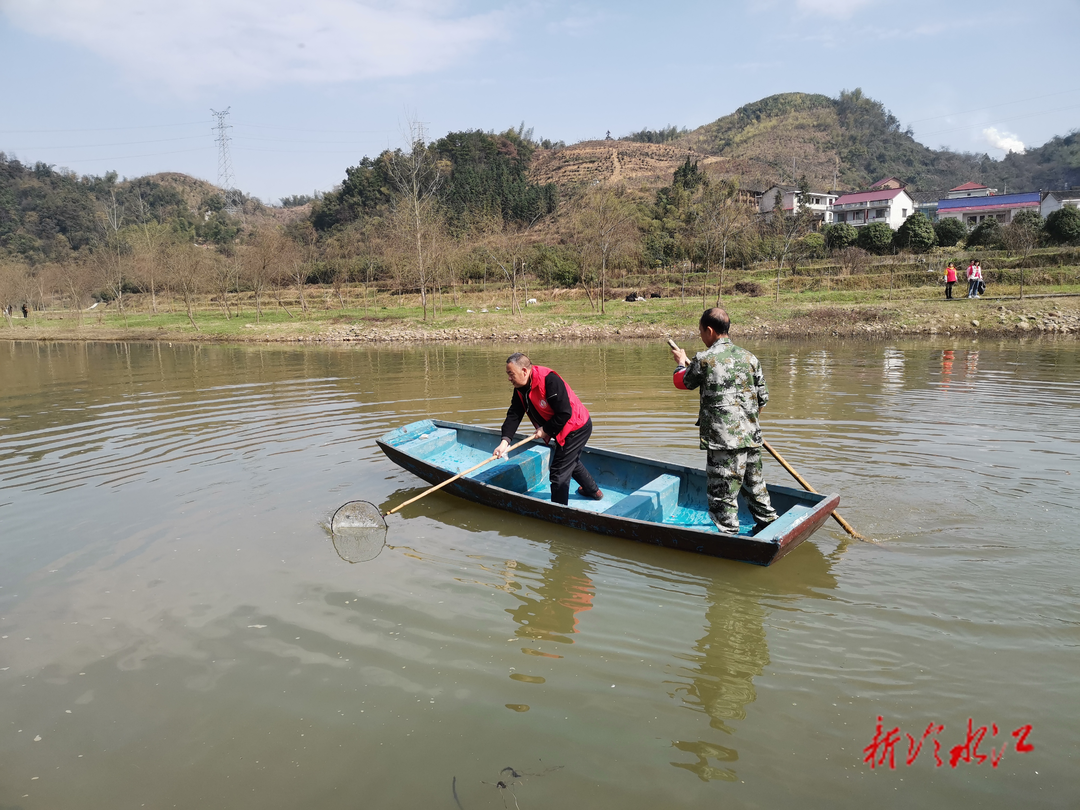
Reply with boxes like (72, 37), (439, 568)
(385, 436), (534, 515)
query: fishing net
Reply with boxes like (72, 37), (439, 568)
(331, 500), (386, 530)
(329, 501), (387, 563)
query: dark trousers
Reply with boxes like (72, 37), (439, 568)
(549, 418), (598, 505)
(945, 282), (954, 299)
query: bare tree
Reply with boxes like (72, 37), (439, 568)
(574, 185), (638, 314)
(694, 179), (752, 306)
(385, 121), (442, 320)
(97, 191), (127, 314)
(166, 242), (208, 330)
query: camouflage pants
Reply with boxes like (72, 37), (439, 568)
(706, 447), (778, 534)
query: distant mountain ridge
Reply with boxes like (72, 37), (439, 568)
(533, 90), (1079, 195)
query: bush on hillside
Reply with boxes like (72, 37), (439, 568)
(966, 219), (1004, 249)
(934, 217), (968, 248)
(857, 222), (895, 255)
(894, 211), (936, 253)
(823, 222), (858, 252)
(1045, 205), (1080, 245)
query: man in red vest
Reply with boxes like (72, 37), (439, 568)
(493, 353), (603, 505)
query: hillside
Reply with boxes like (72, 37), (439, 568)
(531, 90), (1080, 195)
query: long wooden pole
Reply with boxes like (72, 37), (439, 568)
(386, 436), (534, 515)
(761, 439), (865, 540)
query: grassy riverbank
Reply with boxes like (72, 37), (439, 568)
(6, 282), (1080, 344)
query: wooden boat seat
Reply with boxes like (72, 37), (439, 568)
(469, 447), (549, 493)
(603, 473), (680, 523)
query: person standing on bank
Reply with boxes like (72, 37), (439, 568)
(493, 353), (603, 505)
(966, 259), (982, 298)
(670, 308), (778, 535)
(944, 262), (957, 299)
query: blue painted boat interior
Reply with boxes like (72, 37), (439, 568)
(383, 420), (825, 540)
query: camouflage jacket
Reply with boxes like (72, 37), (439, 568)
(679, 337), (768, 450)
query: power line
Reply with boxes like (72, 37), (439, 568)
(917, 102), (1080, 139)
(29, 147), (214, 163)
(0, 121), (210, 134)
(5, 136), (209, 150)
(906, 88), (1080, 125)
(234, 122), (392, 134)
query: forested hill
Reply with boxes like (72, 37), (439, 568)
(680, 90), (1080, 193)
(2, 90), (1078, 265)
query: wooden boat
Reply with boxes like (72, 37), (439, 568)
(376, 419), (840, 566)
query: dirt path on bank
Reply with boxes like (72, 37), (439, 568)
(5, 296), (1080, 344)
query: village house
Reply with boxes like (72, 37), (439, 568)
(1041, 189), (1080, 218)
(868, 177), (906, 190)
(829, 187), (915, 229)
(937, 189), (1040, 226)
(758, 185), (838, 226)
(945, 181), (997, 199)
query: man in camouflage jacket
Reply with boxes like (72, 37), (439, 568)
(671, 308), (778, 535)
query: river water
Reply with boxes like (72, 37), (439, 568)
(0, 338), (1077, 809)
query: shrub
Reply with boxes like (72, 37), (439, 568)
(857, 222), (895, 255)
(835, 246), (870, 275)
(824, 222), (858, 252)
(967, 219), (1004, 249)
(733, 280), (765, 296)
(934, 217), (968, 247)
(797, 232), (827, 260)
(1045, 205), (1080, 245)
(894, 211), (936, 253)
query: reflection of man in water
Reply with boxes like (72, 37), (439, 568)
(506, 550), (594, 646)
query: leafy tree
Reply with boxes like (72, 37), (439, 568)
(893, 211), (936, 253)
(797, 232), (827, 260)
(934, 217), (967, 248)
(856, 222), (894, 255)
(823, 222), (857, 251)
(1045, 205), (1080, 245)
(966, 219), (1004, 249)
(673, 157), (704, 192)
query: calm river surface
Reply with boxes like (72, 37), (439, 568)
(1, 338), (1077, 809)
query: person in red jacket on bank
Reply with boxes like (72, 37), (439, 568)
(493, 353), (603, 505)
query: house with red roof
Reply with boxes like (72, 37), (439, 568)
(869, 177), (906, 190)
(829, 187), (915, 230)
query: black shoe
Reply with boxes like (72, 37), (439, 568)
(577, 487), (603, 500)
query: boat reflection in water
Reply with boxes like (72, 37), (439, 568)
(361, 486), (838, 783)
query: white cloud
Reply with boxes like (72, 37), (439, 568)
(983, 126), (1026, 154)
(1, 0), (507, 93)
(794, 0), (873, 19)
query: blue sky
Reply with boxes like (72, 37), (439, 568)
(2, 0), (1078, 204)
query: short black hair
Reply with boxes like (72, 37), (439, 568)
(699, 307), (730, 335)
(506, 352), (531, 368)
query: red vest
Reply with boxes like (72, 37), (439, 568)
(517, 365), (590, 446)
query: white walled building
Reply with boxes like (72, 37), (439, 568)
(1041, 190), (1080, 218)
(829, 188), (914, 230)
(759, 185), (838, 225)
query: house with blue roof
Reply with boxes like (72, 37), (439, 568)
(936, 190), (1040, 227)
